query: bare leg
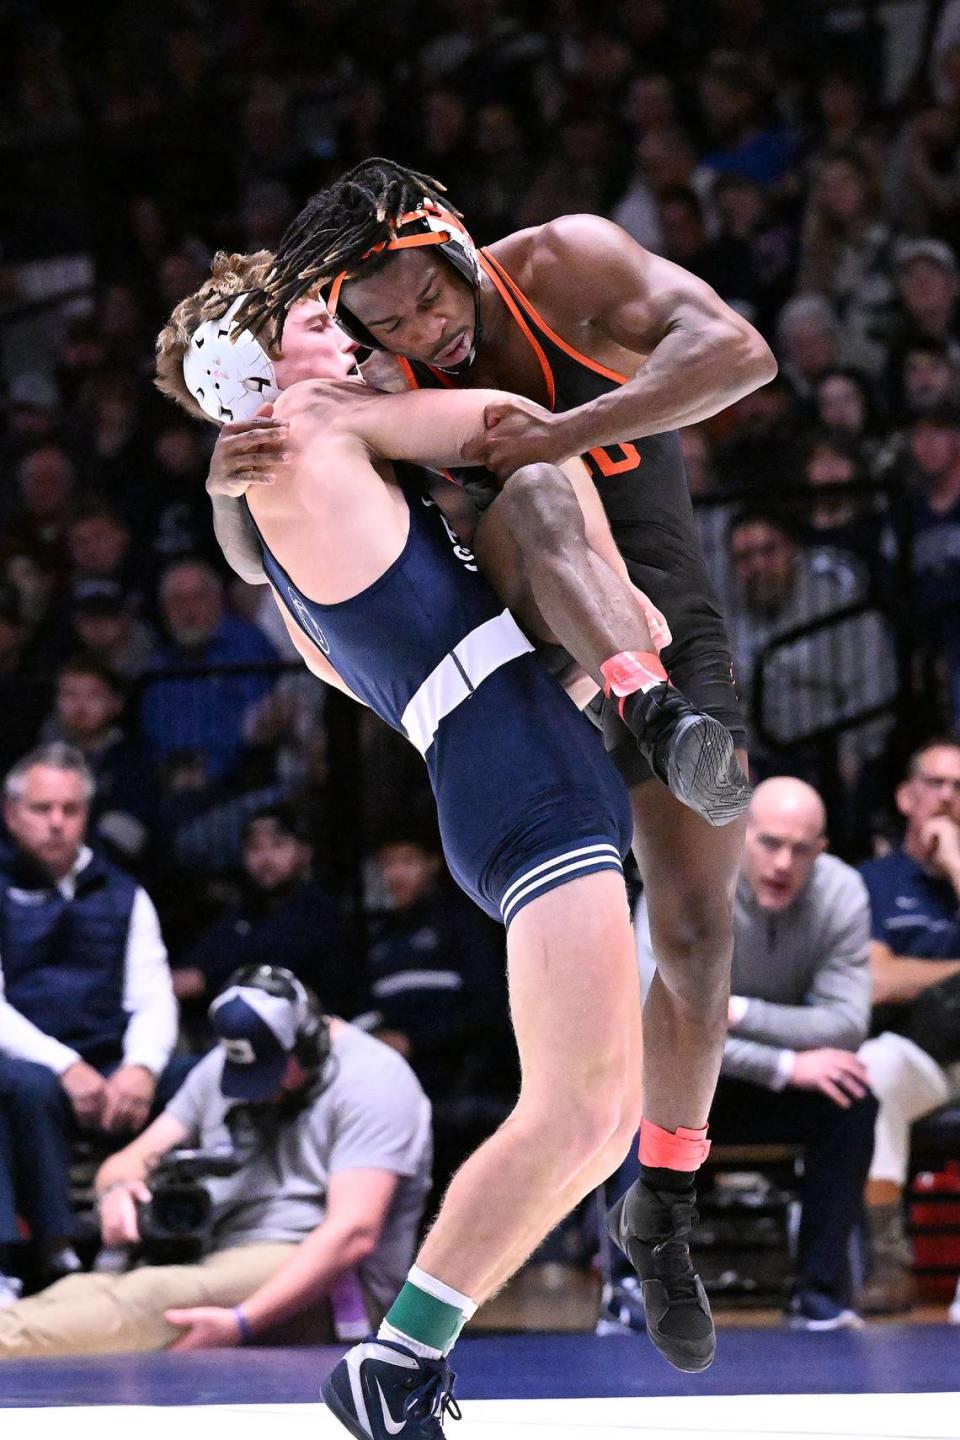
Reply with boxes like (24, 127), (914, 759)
(414, 871), (642, 1304)
(475, 466), (653, 679)
(474, 472), (751, 829)
(630, 755), (748, 1130)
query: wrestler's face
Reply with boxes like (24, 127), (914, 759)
(342, 252), (475, 369)
(273, 300), (361, 387)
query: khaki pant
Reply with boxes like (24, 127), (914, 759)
(860, 1032), (960, 1186)
(0, 1242), (297, 1357)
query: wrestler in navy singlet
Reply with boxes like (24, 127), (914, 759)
(246, 468), (631, 925)
(398, 249), (747, 787)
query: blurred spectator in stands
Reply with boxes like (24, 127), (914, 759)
(357, 825), (514, 1199)
(66, 578), (156, 681)
(709, 173), (797, 330)
(235, 80), (300, 198)
(0, 586), (50, 777)
(156, 251), (207, 315)
(637, 777), (876, 1329)
(517, 111), (618, 228)
(900, 403), (960, 722)
(141, 558), (277, 784)
(858, 739), (960, 1313)
(611, 124), (702, 254)
(657, 186), (714, 276)
(897, 339), (960, 420)
(798, 149), (898, 376)
(243, 665), (329, 794)
(42, 657), (154, 868)
(67, 373), (153, 510)
(456, 100), (531, 246)
(887, 104), (960, 241)
(621, 70), (678, 137)
(697, 51), (797, 187)
(4, 445), (78, 580)
(171, 804), (353, 1033)
(807, 67), (883, 172)
(680, 423), (733, 599)
(1, 374), (62, 463)
(415, 88), (474, 188)
(141, 422), (217, 572)
(337, 73), (393, 169)
(713, 372), (800, 491)
(238, 180), (297, 254)
(0, 744), (185, 1293)
(813, 369), (878, 451)
(776, 294), (843, 402)
(725, 507), (896, 791)
(98, 282), (152, 371)
(54, 312), (109, 410)
(800, 430), (887, 588)
(890, 240), (960, 366)
(64, 501), (138, 597)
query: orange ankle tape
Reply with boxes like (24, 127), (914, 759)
(638, 1119), (711, 1170)
(600, 650), (667, 699)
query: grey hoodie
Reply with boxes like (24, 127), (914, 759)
(635, 852), (872, 1090)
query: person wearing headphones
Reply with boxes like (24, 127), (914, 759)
(0, 966), (432, 1356)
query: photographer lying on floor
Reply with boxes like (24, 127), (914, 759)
(0, 965), (432, 1356)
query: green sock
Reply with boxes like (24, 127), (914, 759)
(380, 1266), (477, 1357)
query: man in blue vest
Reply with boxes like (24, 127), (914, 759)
(0, 743), (184, 1301)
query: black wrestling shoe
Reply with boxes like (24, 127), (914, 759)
(607, 1179), (716, 1373)
(603, 683), (750, 827)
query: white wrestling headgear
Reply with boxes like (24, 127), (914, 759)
(182, 294), (280, 424)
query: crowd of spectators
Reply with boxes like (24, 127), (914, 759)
(2, 0), (960, 1334)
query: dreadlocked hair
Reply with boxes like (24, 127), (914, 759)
(235, 159), (458, 346)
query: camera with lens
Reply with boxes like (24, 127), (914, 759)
(137, 1147), (241, 1264)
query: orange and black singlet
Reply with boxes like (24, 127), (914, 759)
(399, 248), (746, 764)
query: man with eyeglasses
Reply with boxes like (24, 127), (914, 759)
(859, 739), (960, 1316)
(632, 777), (877, 1331)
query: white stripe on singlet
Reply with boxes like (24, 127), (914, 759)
(401, 609), (534, 756)
(500, 843), (624, 925)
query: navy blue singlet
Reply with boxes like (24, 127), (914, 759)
(247, 468), (631, 925)
(398, 249), (746, 787)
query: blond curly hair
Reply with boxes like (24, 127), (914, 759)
(154, 250), (274, 423)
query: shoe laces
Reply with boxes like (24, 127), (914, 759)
(626, 685), (688, 767)
(648, 1197), (701, 1303)
(405, 1367), (463, 1428)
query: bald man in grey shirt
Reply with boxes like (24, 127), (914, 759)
(636, 778), (878, 1331)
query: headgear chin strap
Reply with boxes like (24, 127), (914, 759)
(183, 294), (280, 424)
(325, 200), (482, 368)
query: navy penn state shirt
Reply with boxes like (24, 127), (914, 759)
(859, 847), (960, 1037)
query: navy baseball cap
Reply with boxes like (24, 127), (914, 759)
(208, 984), (300, 1101)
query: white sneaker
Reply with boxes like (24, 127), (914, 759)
(948, 1276), (960, 1325)
(0, 1274), (23, 1309)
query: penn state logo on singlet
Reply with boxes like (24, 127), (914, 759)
(287, 586), (330, 654)
(421, 495), (478, 572)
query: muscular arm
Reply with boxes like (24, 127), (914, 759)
(521, 215), (777, 459)
(210, 492), (266, 585)
(237, 1169), (398, 1336)
(869, 940), (960, 1005)
(333, 382), (547, 470)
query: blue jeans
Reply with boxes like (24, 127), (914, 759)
(0, 1053), (198, 1249)
(707, 1078), (879, 1303)
(0, 1058), (76, 1246)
